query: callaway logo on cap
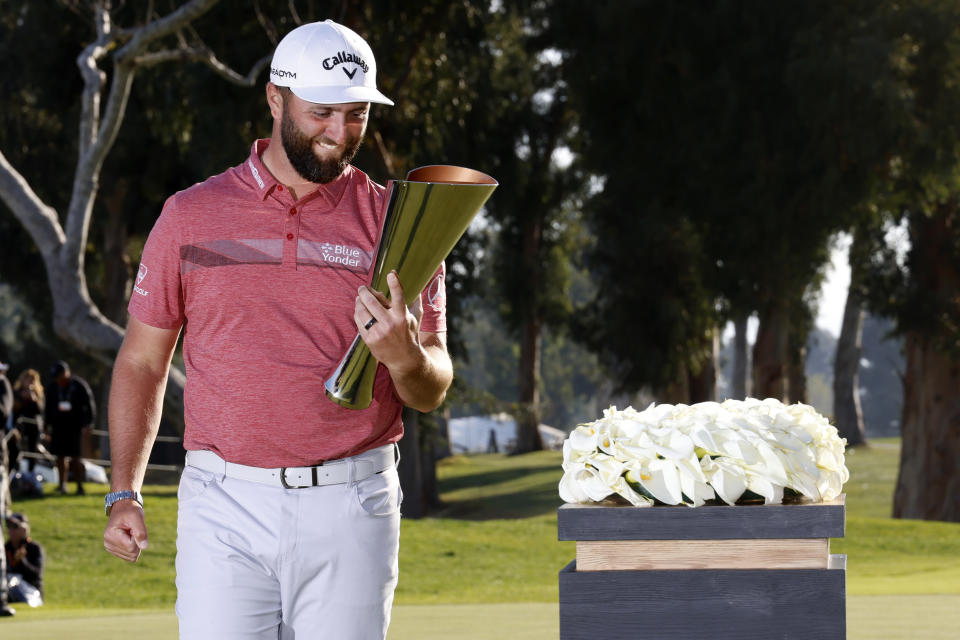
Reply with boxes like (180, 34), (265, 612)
(270, 20), (394, 106)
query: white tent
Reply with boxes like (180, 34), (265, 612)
(448, 414), (566, 453)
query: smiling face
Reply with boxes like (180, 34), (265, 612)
(278, 88), (369, 184)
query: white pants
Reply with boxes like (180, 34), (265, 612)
(174, 447), (402, 639)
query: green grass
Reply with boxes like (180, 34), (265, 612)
(12, 485), (179, 609)
(831, 439), (960, 595)
(8, 438), (960, 614)
(397, 451), (574, 604)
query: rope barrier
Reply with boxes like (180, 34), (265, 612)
(90, 428), (182, 443)
(15, 450), (182, 473)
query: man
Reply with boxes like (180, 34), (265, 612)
(103, 20), (452, 640)
(44, 361), (95, 495)
(4, 513), (44, 599)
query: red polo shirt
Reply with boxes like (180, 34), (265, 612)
(129, 139), (446, 467)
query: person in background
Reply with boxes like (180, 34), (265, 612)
(0, 359), (13, 617)
(0, 361), (11, 425)
(4, 513), (44, 599)
(0, 484), (11, 618)
(0, 360), (12, 473)
(0, 517), (10, 617)
(12, 370), (45, 472)
(44, 361), (95, 495)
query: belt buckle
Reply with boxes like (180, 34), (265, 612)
(280, 462), (323, 489)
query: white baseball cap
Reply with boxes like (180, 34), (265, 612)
(270, 20), (394, 106)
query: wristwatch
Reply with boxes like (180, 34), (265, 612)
(104, 489), (144, 516)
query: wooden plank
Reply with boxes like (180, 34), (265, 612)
(558, 559), (846, 639)
(558, 494), (845, 541)
(576, 538), (830, 570)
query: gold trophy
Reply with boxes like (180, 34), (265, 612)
(325, 165), (498, 410)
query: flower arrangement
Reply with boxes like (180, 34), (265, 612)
(559, 398), (849, 507)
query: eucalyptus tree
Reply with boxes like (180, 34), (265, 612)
(0, 0), (270, 424)
(550, 0), (958, 522)
(352, 2), (585, 454)
(478, 9), (585, 453)
(336, 0), (543, 503)
(833, 226), (871, 447)
(552, 1), (898, 406)
(2, 0), (556, 515)
(859, 0), (960, 522)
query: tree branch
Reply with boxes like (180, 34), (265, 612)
(114, 0), (219, 61)
(255, 0), (281, 44)
(134, 47), (271, 86)
(0, 149), (66, 256)
(64, 64), (136, 266)
(76, 4), (115, 160)
(287, 0), (302, 27)
(64, 0), (222, 267)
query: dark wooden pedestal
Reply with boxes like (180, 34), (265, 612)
(557, 496), (846, 639)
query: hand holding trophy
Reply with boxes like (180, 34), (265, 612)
(325, 165), (497, 410)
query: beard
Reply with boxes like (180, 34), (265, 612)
(280, 106), (363, 184)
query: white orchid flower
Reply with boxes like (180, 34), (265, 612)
(787, 467), (821, 501)
(616, 419), (646, 439)
(764, 428), (808, 453)
(568, 424), (599, 453)
(655, 430), (696, 460)
(569, 465), (614, 502)
(613, 440), (657, 465)
(677, 457), (715, 506)
(688, 425), (722, 456)
(745, 473), (785, 505)
(818, 471), (845, 501)
(587, 453), (625, 487)
(700, 455), (748, 505)
(558, 465), (591, 503)
(559, 397), (848, 507)
(751, 442), (791, 486)
(611, 476), (653, 507)
(718, 436), (760, 465)
(625, 458), (684, 505)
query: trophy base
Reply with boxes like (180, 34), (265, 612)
(324, 382), (373, 411)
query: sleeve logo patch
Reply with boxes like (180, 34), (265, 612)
(133, 263), (149, 297)
(426, 272), (445, 311)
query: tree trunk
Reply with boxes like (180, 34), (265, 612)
(658, 363), (690, 405)
(752, 302), (789, 400)
(688, 326), (719, 403)
(398, 406), (425, 519)
(515, 314), (544, 453)
(435, 405), (452, 459)
(420, 415), (441, 510)
(98, 180), (133, 457)
(786, 322), (808, 404)
(102, 179), (132, 325)
(0, 0), (263, 440)
(893, 207), (960, 523)
(732, 314), (750, 399)
(893, 332), (960, 522)
(833, 280), (867, 447)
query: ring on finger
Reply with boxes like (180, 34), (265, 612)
(364, 317), (378, 330)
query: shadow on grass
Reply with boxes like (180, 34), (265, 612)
(433, 486), (563, 520)
(438, 466), (558, 494)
